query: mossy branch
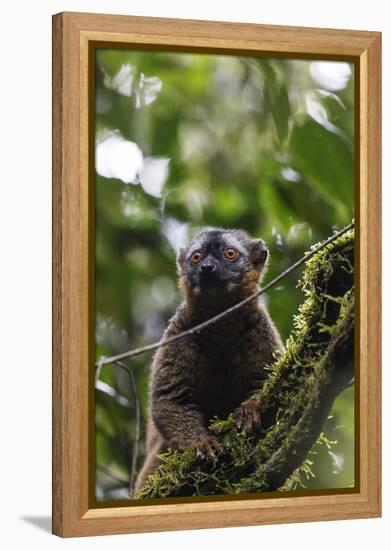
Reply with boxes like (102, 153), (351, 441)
(135, 228), (355, 499)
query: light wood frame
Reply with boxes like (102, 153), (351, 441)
(52, 11), (382, 538)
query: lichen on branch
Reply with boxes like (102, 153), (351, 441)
(135, 228), (355, 499)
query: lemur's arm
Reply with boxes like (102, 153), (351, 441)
(150, 345), (221, 459)
(234, 305), (284, 434)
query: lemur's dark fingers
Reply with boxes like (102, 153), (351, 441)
(233, 407), (244, 431)
(244, 405), (261, 434)
(194, 435), (221, 463)
(234, 400), (262, 435)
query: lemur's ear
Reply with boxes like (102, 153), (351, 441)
(250, 239), (268, 268)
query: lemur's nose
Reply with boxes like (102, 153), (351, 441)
(200, 260), (216, 273)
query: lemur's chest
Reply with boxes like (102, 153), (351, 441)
(192, 335), (254, 418)
(178, 308), (263, 417)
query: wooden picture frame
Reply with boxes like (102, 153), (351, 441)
(52, 11), (381, 537)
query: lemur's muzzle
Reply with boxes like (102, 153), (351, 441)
(198, 257), (225, 288)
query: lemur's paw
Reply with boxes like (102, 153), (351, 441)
(233, 399), (261, 435)
(194, 435), (222, 464)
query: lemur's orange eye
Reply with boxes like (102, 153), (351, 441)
(191, 250), (203, 264)
(224, 248), (239, 261)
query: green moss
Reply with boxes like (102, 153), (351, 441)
(135, 228), (355, 499)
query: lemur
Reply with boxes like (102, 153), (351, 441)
(134, 227), (283, 491)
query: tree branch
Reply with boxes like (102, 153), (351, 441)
(95, 360), (141, 495)
(135, 227), (355, 499)
(97, 222), (354, 367)
(115, 361), (141, 494)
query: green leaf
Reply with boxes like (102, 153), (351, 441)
(255, 60), (291, 146)
(290, 118), (354, 213)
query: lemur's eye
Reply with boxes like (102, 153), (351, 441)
(223, 248), (239, 261)
(191, 250), (203, 264)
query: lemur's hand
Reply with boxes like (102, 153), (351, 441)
(194, 434), (222, 463)
(233, 398), (262, 435)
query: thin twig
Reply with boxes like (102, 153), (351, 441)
(97, 222), (354, 367)
(95, 360), (142, 495)
(95, 355), (106, 384)
(115, 361), (141, 495)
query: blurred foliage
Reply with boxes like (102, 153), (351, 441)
(94, 49), (355, 501)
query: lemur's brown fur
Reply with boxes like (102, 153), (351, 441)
(135, 228), (283, 491)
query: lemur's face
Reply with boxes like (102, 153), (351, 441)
(177, 228), (268, 298)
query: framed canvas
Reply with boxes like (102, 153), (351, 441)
(52, 12), (381, 537)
